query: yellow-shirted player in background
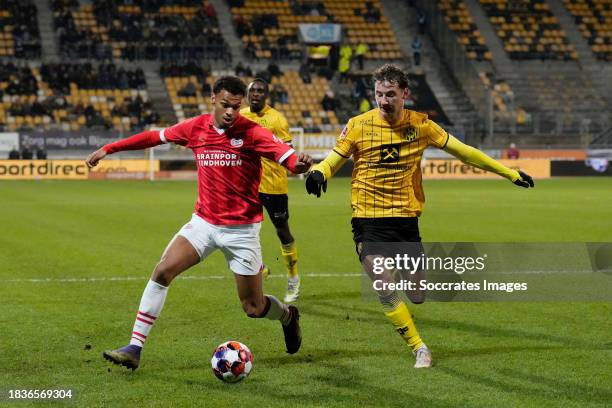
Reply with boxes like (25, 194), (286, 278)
(242, 78), (300, 302)
(306, 64), (534, 368)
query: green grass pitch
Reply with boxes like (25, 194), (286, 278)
(1, 177), (611, 407)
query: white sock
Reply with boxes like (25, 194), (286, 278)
(264, 295), (292, 326)
(129, 280), (168, 347)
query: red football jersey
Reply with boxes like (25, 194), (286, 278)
(161, 114), (294, 225)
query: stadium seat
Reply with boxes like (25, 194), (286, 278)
(51, 0), (231, 61)
(0, 62), (160, 132)
(563, 0), (612, 60)
(439, 0), (491, 61)
(480, 0), (576, 60)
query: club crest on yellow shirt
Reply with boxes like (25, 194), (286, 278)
(402, 126), (417, 142)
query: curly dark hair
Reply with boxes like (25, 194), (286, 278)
(213, 75), (247, 96)
(372, 64), (408, 89)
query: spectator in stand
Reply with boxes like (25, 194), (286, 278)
(9, 146), (20, 160)
(178, 81), (197, 97)
(359, 95), (372, 114)
(267, 62), (282, 78)
(321, 90), (339, 111)
(338, 43), (352, 83)
(36, 146), (47, 160)
(364, 3), (381, 23)
(355, 42), (368, 71)
(269, 83), (288, 106)
(299, 62), (311, 84)
(516, 107), (531, 126)
(245, 40), (257, 59)
(338, 57), (351, 83)
(274, 84), (288, 104)
(203, 0), (217, 20)
(234, 14), (251, 37)
(417, 10), (426, 35)
(352, 76), (367, 99)
(21, 144), (33, 160)
(340, 43), (353, 63)
(507, 143), (520, 159)
(235, 62), (251, 77)
(202, 80), (212, 96)
(412, 36), (422, 67)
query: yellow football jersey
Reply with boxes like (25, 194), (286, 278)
(241, 105), (293, 194)
(334, 108), (449, 218)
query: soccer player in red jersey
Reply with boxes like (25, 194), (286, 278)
(86, 76), (313, 370)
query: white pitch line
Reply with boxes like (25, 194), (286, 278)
(5, 273), (362, 283)
(6, 270), (590, 284)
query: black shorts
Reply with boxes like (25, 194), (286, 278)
(351, 217), (422, 261)
(259, 193), (289, 227)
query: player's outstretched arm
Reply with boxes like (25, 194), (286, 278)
(85, 130), (165, 169)
(286, 152), (314, 174)
(443, 135), (534, 188)
(85, 148), (108, 168)
(280, 151), (313, 174)
(305, 150), (348, 197)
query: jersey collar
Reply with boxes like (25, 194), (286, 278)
(252, 104), (270, 116)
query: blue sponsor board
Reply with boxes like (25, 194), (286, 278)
(298, 24), (342, 43)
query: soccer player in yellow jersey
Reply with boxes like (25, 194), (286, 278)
(306, 64), (534, 368)
(242, 79), (300, 302)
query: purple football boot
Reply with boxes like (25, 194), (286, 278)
(103, 345), (142, 370)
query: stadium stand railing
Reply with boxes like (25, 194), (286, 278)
(415, 1), (487, 135)
(588, 126), (612, 147)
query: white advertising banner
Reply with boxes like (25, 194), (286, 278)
(0, 132), (19, 153)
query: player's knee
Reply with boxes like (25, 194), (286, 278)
(152, 262), (176, 286)
(272, 216), (289, 230)
(274, 224), (292, 243)
(277, 231), (293, 245)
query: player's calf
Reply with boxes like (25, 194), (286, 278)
(243, 296), (301, 354)
(241, 296), (269, 318)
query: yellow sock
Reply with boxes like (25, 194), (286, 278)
(384, 302), (423, 352)
(280, 241), (298, 278)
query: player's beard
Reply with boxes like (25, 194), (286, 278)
(251, 101), (264, 113)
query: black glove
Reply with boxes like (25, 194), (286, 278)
(513, 170), (534, 188)
(305, 170), (327, 197)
